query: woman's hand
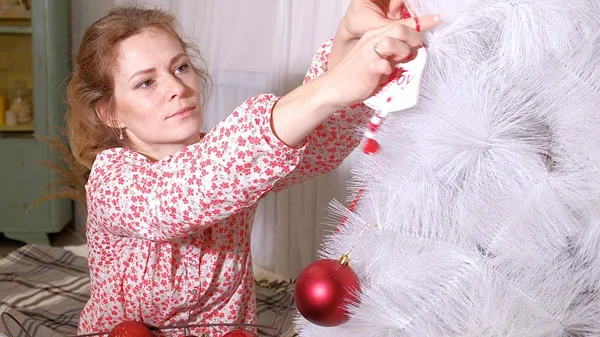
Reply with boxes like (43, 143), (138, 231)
(329, 0), (439, 69)
(270, 13), (439, 148)
(343, 0), (409, 38)
(322, 16), (440, 110)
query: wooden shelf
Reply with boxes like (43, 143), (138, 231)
(0, 123), (33, 132)
(0, 25), (31, 34)
(0, 13), (31, 20)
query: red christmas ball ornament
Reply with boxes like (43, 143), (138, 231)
(294, 254), (361, 327)
(222, 329), (257, 337)
(108, 321), (152, 337)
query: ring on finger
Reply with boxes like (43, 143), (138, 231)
(374, 44), (386, 59)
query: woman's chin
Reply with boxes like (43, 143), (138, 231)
(177, 118), (203, 138)
(179, 126), (204, 145)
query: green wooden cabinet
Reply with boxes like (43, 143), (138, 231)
(0, 0), (72, 245)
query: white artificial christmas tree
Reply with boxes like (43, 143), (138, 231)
(295, 0), (600, 336)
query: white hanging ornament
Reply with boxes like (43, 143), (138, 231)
(361, 46), (428, 154)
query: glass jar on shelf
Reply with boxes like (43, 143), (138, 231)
(9, 79), (32, 125)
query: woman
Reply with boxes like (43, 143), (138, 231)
(67, 2), (439, 336)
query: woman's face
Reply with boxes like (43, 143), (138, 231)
(110, 27), (203, 160)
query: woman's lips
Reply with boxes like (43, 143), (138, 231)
(168, 106), (195, 119)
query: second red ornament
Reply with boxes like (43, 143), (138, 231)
(294, 254), (361, 327)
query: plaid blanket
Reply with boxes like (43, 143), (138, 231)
(0, 245), (296, 337)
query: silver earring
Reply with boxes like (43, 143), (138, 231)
(119, 128), (124, 140)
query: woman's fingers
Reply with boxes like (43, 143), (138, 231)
(321, 10), (440, 106)
(386, 0), (407, 19)
(401, 14), (441, 32)
(400, 48), (419, 63)
(389, 22), (422, 48)
(370, 57), (395, 77)
(372, 36), (412, 62)
(369, 14), (440, 50)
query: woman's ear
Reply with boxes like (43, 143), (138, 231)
(95, 101), (122, 128)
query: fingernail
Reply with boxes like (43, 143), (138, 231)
(433, 15), (441, 22)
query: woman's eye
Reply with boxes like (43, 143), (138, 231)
(175, 64), (189, 74)
(136, 79), (153, 89)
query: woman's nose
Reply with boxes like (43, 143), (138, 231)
(167, 75), (186, 100)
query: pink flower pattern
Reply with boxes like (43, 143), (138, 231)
(78, 40), (372, 336)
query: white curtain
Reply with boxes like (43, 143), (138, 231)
(71, 0), (354, 279)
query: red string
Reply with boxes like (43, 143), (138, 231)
(337, 137), (374, 231)
(401, 4), (412, 19)
(337, 187), (365, 232)
(401, 3), (420, 32)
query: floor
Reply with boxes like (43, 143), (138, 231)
(0, 223), (85, 257)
